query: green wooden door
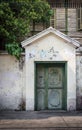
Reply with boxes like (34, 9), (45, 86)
(36, 64), (65, 110)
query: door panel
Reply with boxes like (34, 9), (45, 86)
(37, 66), (45, 88)
(36, 64), (65, 110)
(37, 89), (45, 110)
(48, 67), (63, 88)
(48, 89), (62, 109)
(36, 65), (45, 110)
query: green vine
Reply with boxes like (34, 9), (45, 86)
(0, 1), (53, 60)
(6, 43), (23, 60)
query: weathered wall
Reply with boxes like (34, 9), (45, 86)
(25, 33), (76, 111)
(0, 54), (25, 110)
(0, 51), (82, 111)
(76, 54), (82, 110)
(56, 8), (65, 31)
(68, 9), (76, 33)
(67, 9), (82, 40)
(53, 8), (82, 45)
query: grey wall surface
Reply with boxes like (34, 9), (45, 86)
(0, 54), (25, 110)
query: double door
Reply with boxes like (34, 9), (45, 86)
(36, 63), (65, 110)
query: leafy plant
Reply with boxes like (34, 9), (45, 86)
(0, 0), (52, 59)
(6, 43), (23, 59)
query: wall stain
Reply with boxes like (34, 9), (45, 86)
(19, 56), (25, 70)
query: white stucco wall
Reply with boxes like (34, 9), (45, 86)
(0, 54), (25, 110)
(0, 44), (82, 111)
(25, 33), (76, 111)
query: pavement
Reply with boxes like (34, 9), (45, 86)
(0, 111), (82, 129)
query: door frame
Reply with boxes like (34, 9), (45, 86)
(34, 61), (67, 111)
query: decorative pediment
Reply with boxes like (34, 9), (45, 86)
(21, 27), (80, 48)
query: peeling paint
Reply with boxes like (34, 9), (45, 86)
(40, 50), (47, 58)
(76, 56), (82, 110)
(68, 99), (76, 111)
(0, 33), (81, 111)
(0, 55), (25, 110)
(25, 34), (76, 111)
(77, 96), (82, 110)
(19, 57), (25, 70)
